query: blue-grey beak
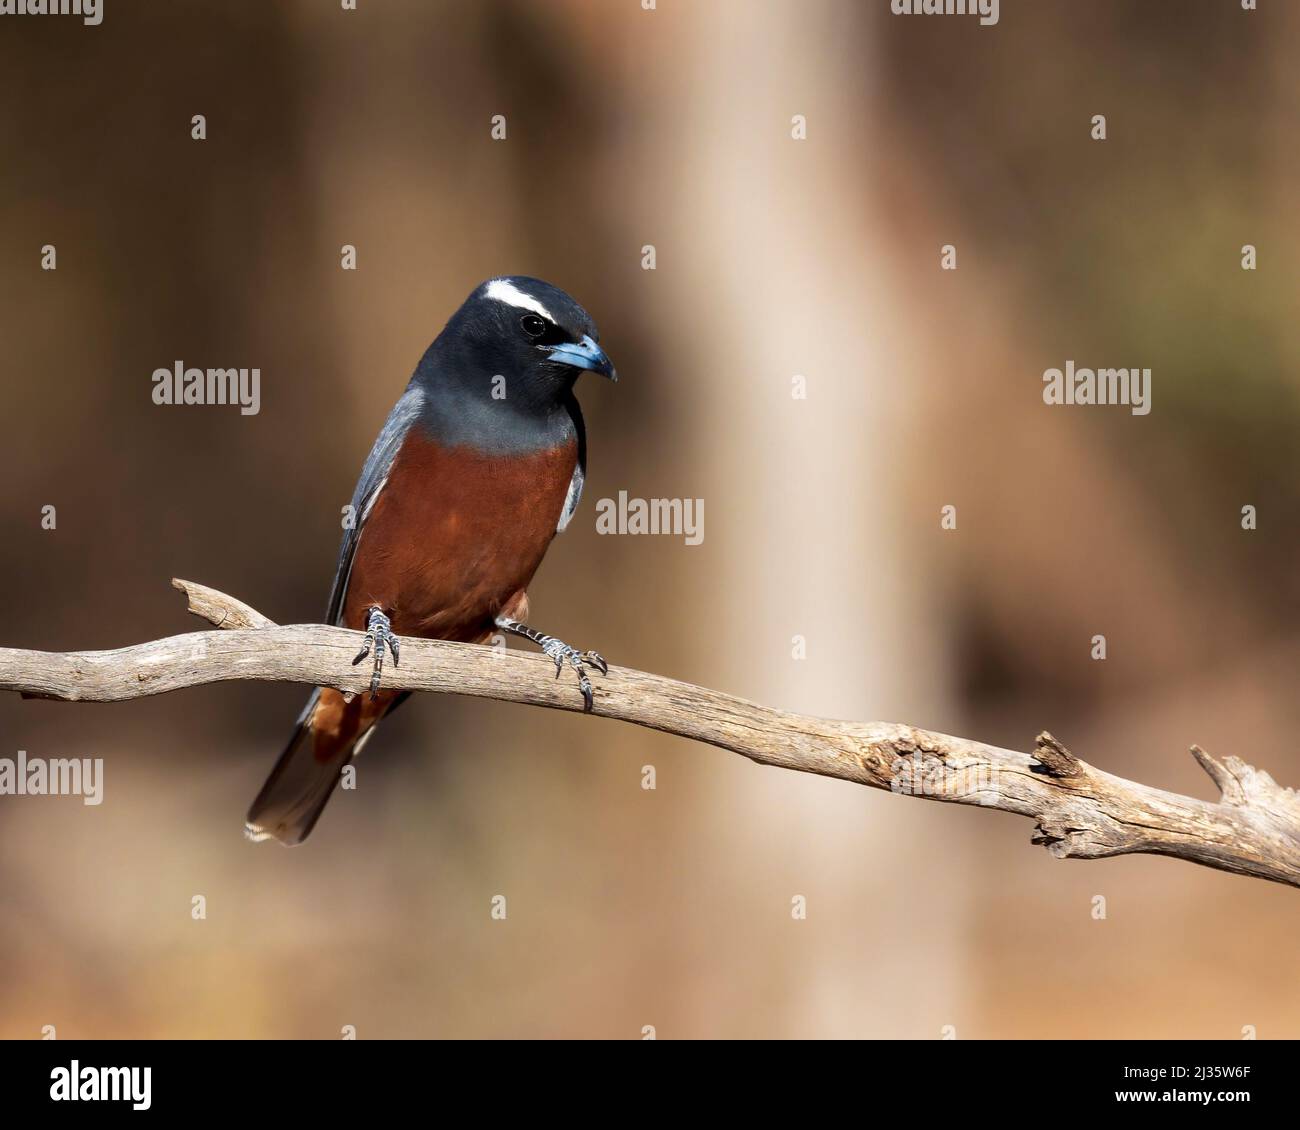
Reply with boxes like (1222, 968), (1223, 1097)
(547, 334), (617, 381)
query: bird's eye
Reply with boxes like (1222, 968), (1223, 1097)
(520, 314), (548, 338)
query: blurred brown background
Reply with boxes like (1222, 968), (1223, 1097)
(1, 0), (1297, 1039)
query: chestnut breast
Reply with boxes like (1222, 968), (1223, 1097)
(341, 427), (578, 642)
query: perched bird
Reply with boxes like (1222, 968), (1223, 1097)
(245, 277), (616, 845)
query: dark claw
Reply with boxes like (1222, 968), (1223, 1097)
(389, 636), (400, 666)
(582, 651), (609, 677)
(352, 640), (372, 665)
(565, 653), (595, 713)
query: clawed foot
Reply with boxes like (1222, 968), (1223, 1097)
(540, 639), (608, 713)
(351, 607), (400, 696)
(496, 617), (608, 713)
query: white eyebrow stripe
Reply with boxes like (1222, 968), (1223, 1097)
(485, 278), (556, 323)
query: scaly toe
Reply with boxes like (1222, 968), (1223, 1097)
(581, 650), (609, 676)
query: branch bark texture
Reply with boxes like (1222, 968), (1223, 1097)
(1, 580), (1297, 890)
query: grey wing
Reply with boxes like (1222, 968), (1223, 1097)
(324, 383), (425, 625)
(556, 394), (587, 533)
(556, 462), (584, 533)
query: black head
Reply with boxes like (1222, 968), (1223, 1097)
(425, 276), (616, 413)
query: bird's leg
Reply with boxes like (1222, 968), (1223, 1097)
(351, 606), (401, 697)
(494, 617), (608, 713)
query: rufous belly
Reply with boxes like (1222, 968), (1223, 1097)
(340, 429), (577, 643)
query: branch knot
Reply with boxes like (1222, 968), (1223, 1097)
(1031, 731), (1082, 779)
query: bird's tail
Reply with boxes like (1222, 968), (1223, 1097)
(245, 687), (401, 846)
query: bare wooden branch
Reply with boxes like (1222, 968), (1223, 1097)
(2, 580), (1298, 889)
(172, 578), (275, 631)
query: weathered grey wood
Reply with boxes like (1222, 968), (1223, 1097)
(0, 579), (1296, 889)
